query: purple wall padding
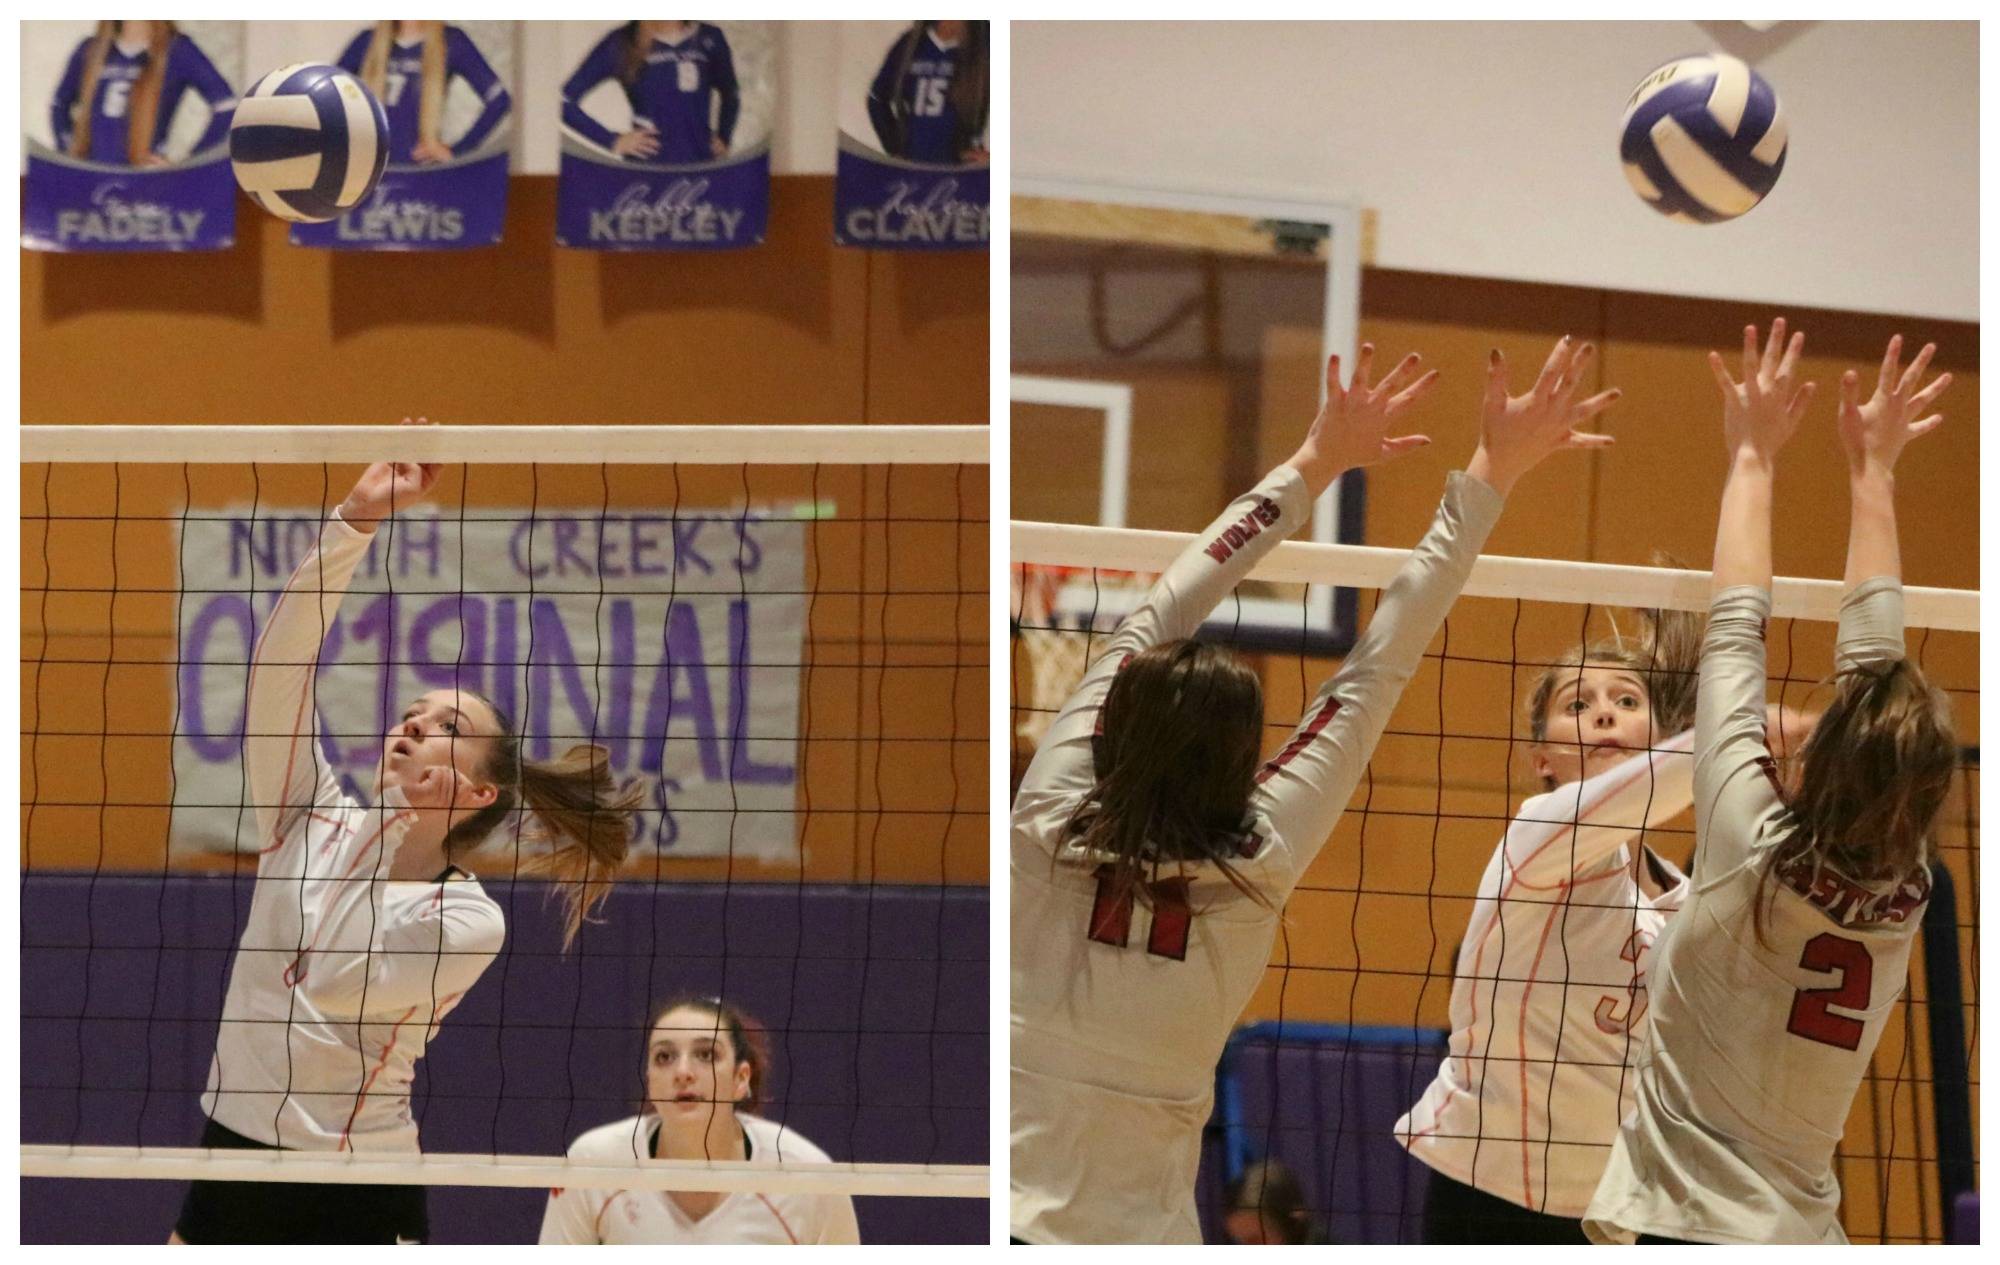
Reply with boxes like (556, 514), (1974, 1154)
(1196, 1032), (1443, 1244)
(21, 873), (987, 1244)
(1951, 1191), (1978, 1245)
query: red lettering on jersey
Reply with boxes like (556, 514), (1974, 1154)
(1147, 877), (1192, 961)
(1593, 927), (1653, 1035)
(1777, 856), (1931, 928)
(1200, 502), (1277, 565)
(1785, 932), (1872, 1051)
(1087, 866), (1132, 948)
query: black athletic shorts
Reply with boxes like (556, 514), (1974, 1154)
(173, 1118), (430, 1245)
(1422, 1169), (1588, 1244)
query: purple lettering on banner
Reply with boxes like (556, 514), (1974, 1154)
(23, 150), (236, 253)
(289, 150), (508, 251)
(230, 520), (274, 582)
(641, 602), (720, 780)
(597, 516), (626, 578)
(674, 521), (713, 576)
(728, 599), (793, 785)
(554, 142), (770, 252)
(409, 596), (486, 700)
(528, 598), (598, 761)
(180, 596), (254, 761)
(552, 519), (589, 577)
(509, 521), (547, 580)
(833, 138), (989, 251)
(397, 516), (442, 579)
(732, 519), (764, 574)
(605, 600), (635, 768)
(491, 598), (518, 724)
(630, 517), (667, 576)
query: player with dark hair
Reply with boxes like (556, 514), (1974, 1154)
(541, 995), (861, 1244)
(1011, 337), (1623, 1243)
(1585, 323), (1956, 1244)
(51, 21), (234, 167)
(866, 20), (988, 165)
(562, 21), (739, 164)
(338, 21), (511, 165)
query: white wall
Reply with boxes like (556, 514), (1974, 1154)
(1013, 20), (1978, 321)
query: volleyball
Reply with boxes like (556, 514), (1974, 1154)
(1619, 53), (1788, 224)
(229, 64), (390, 223)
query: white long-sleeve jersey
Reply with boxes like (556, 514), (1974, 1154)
(1395, 729), (1695, 1217)
(1010, 466), (1504, 1244)
(538, 1114), (861, 1244)
(200, 511), (506, 1152)
(1585, 578), (1929, 1244)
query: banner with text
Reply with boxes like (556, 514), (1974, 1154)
(833, 20), (989, 251)
(171, 508), (806, 860)
(554, 20), (774, 251)
(21, 20), (242, 252)
(288, 21), (515, 251)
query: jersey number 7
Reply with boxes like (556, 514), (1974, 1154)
(1785, 932), (1872, 1051)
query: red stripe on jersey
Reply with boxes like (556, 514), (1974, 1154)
(1513, 895), (1569, 1209)
(1255, 695), (1342, 785)
(338, 1004), (419, 1151)
(756, 1194), (800, 1243)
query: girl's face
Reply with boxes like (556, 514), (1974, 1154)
(378, 689), (502, 800)
(646, 1006), (752, 1121)
(1534, 663), (1656, 788)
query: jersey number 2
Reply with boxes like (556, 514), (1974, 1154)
(1785, 932), (1871, 1051)
(1087, 868), (1191, 961)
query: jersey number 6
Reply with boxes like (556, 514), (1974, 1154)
(1785, 932), (1872, 1051)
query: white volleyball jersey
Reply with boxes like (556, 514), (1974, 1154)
(1586, 579), (1928, 1245)
(201, 512), (506, 1152)
(1010, 467), (1504, 1244)
(1395, 730), (1694, 1216)
(539, 1114), (861, 1244)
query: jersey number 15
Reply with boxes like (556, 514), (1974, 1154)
(1786, 932), (1872, 1051)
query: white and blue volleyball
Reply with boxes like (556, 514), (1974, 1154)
(1619, 53), (1788, 224)
(230, 64), (389, 223)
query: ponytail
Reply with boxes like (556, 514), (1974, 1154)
(517, 744), (645, 947)
(443, 698), (646, 949)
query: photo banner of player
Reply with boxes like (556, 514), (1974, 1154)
(170, 508), (808, 861)
(554, 20), (774, 251)
(833, 20), (989, 251)
(20, 20), (242, 252)
(288, 21), (514, 250)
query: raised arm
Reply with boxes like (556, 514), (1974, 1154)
(1014, 344), (1439, 807)
(1695, 322), (1816, 878)
(1258, 336), (1623, 878)
(1504, 729), (1695, 887)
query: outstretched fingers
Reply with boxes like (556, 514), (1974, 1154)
(1377, 433), (1433, 461)
(1534, 337), (1573, 401)
(1785, 381), (1819, 425)
(1877, 334), (1904, 393)
(1839, 369), (1862, 414)
(1907, 370), (1953, 413)
(1385, 367), (1440, 413)
(1706, 350), (1739, 396)
(1776, 330), (1805, 381)
(1897, 342), (1937, 396)
(1371, 351), (1425, 403)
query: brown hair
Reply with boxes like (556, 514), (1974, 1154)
(1225, 1158), (1318, 1245)
(443, 695), (646, 948)
(1752, 658), (1955, 943)
(619, 22), (657, 88)
(69, 22), (178, 165)
(1064, 640), (1270, 911)
(1527, 602), (1705, 790)
(358, 21), (447, 150)
(943, 22), (989, 151)
(644, 994), (772, 1115)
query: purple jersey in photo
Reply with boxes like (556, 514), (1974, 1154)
(51, 31), (234, 165)
(562, 23), (740, 165)
(336, 24), (510, 162)
(868, 27), (977, 165)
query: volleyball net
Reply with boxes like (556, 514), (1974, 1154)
(1012, 522), (1979, 1245)
(21, 425), (990, 1243)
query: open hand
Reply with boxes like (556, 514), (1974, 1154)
(339, 417), (442, 531)
(1710, 319), (1815, 461)
(1467, 336), (1620, 495)
(1284, 343), (1438, 497)
(1837, 335), (1949, 476)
